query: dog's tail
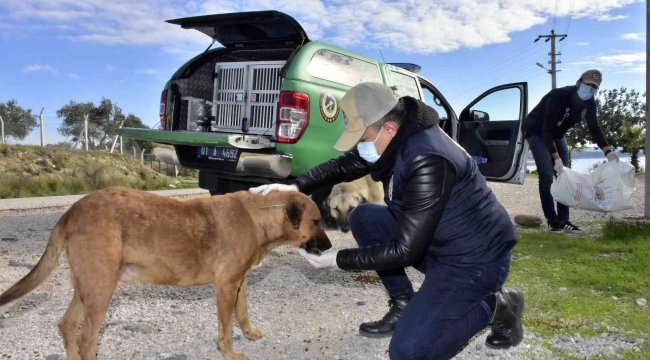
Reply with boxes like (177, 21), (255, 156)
(0, 213), (69, 306)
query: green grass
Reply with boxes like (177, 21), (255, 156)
(509, 223), (650, 359)
(0, 144), (202, 198)
(0, 165), (171, 199)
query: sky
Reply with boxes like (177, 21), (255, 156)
(0, 0), (646, 145)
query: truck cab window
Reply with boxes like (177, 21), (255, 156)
(420, 84), (451, 135)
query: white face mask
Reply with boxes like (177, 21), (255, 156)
(577, 83), (597, 100)
(357, 128), (383, 163)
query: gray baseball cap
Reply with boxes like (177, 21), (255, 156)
(334, 82), (399, 152)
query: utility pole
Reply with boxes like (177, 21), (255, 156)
(39, 107), (45, 146)
(535, 30), (567, 89)
(0, 115), (4, 145)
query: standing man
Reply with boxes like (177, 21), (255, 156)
(250, 82), (524, 359)
(524, 69), (619, 233)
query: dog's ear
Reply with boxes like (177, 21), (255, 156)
(323, 196), (330, 210)
(284, 201), (306, 229)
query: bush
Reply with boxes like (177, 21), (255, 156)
(0, 145), (175, 199)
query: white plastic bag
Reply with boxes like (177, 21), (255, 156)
(550, 161), (636, 212)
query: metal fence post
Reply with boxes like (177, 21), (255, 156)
(39, 108), (45, 147)
(84, 115), (89, 151)
(110, 121), (125, 153)
(0, 115), (4, 145)
(645, 0), (649, 219)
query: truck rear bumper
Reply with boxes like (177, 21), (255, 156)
(175, 145), (293, 180)
(118, 127), (291, 179)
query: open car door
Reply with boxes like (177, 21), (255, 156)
(457, 83), (529, 184)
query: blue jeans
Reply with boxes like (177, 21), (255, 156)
(527, 135), (570, 223)
(349, 204), (512, 360)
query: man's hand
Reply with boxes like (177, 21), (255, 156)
(606, 151), (619, 162)
(249, 183), (298, 196)
(298, 248), (339, 269)
(553, 158), (564, 175)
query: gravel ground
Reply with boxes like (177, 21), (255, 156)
(0, 179), (646, 360)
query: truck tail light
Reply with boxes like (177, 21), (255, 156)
(159, 89), (168, 130)
(277, 91), (309, 144)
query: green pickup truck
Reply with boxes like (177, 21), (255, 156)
(120, 10), (529, 213)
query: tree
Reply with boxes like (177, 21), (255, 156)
(56, 98), (149, 150)
(566, 87), (646, 151)
(619, 121), (646, 172)
(0, 100), (38, 142)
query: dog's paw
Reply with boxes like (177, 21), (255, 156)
(244, 328), (264, 341)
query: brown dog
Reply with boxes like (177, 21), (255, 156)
(0, 187), (331, 360)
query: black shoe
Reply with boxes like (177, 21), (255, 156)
(548, 221), (564, 233)
(560, 221), (583, 234)
(486, 287), (525, 349)
(359, 293), (412, 338)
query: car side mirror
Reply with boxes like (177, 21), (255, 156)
(471, 110), (490, 121)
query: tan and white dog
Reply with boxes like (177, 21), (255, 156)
(0, 187), (332, 360)
(324, 175), (385, 233)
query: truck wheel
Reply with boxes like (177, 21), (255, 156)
(208, 178), (255, 196)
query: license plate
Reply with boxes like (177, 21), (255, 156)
(197, 146), (239, 162)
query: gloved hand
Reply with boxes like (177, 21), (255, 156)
(249, 183), (298, 196)
(553, 158), (564, 175)
(606, 151), (619, 162)
(298, 248), (339, 269)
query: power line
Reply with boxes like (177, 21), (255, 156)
(559, 0), (576, 59)
(492, 58), (549, 85)
(448, 44), (544, 92)
(553, 0), (559, 29)
(539, 0), (544, 35)
(448, 46), (549, 97)
(564, 0), (575, 34)
(448, 42), (537, 84)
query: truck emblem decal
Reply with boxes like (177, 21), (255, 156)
(319, 90), (340, 123)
